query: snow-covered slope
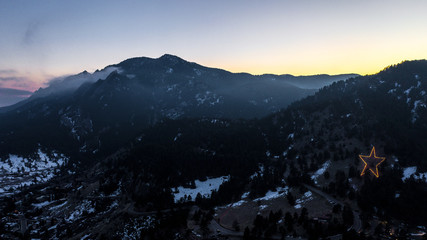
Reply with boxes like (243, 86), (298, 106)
(0, 149), (68, 196)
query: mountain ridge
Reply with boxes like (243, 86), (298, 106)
(0, 54), (357, 113)
(0, 55), (356, 157)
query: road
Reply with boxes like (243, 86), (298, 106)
(124, 203), (192, 216)
(210, 218), (307, 240)
(303, 184), (362, 233)
(210, 219), (243, 238)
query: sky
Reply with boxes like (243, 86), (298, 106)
(1, 0), (427, 106)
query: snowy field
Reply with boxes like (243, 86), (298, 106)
(0, 149), (68, 196)
(173, 176), (229, 203)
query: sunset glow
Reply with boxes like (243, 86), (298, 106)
(1, 0), (427, 94)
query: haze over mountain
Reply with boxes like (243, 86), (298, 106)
(0, 88), (32, 107)
(0, 55), (356, 156)
(0, 55), (357, 109)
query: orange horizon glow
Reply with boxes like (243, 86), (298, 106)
(3, 56), (425, 94)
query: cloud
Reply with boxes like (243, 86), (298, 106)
(0, 87), (32, 107)
(23, 21), (41, 46)
(0, 87), (32, 96)
(0, 69), (45, 91)
(42, 66), (118, 94)
(0, 69), (18, 75)
(0, 76), (28, 82)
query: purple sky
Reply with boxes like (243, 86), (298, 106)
(1, 0), (427, 107)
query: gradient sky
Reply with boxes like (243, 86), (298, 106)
(1, 0), (427, 105)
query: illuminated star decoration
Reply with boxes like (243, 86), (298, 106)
(359, 146), (386, 178)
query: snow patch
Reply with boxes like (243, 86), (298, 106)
(250, 164), (265, 179)
(311, 161), (331, 184)
(404, 87), (413, 95)
(411, 100), (426, 123)
(174, 133), (182, 142)
(259, 205), (268, 210)
(229, 200), (247, 208)
(173, 176), (229, 203)
(254, 186), (289, 201)
(294, 191), (313, 209)
(241, 192), (250, 199)
(388, 89), (397, 94)
(33, 201), (51, 208)
(401, 166), (427, 182)
(66, 200), (95, 222)
(402, 167), (417, 181)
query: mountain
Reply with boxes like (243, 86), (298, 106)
(0, 54), (356, 157)
(0, 67), (119, 113)
(261, 73), (358, 89)
(2, 58), (425, 239)
(38, 59), (424, 239)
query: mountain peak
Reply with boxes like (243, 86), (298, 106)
(159, 54), (181, 59)
(158, 54), (186, 64)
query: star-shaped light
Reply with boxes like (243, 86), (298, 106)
(359, 146), (386, 178)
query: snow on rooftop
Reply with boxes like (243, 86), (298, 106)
(173, 176), (229, 203)
(294, 191), (313, 209)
